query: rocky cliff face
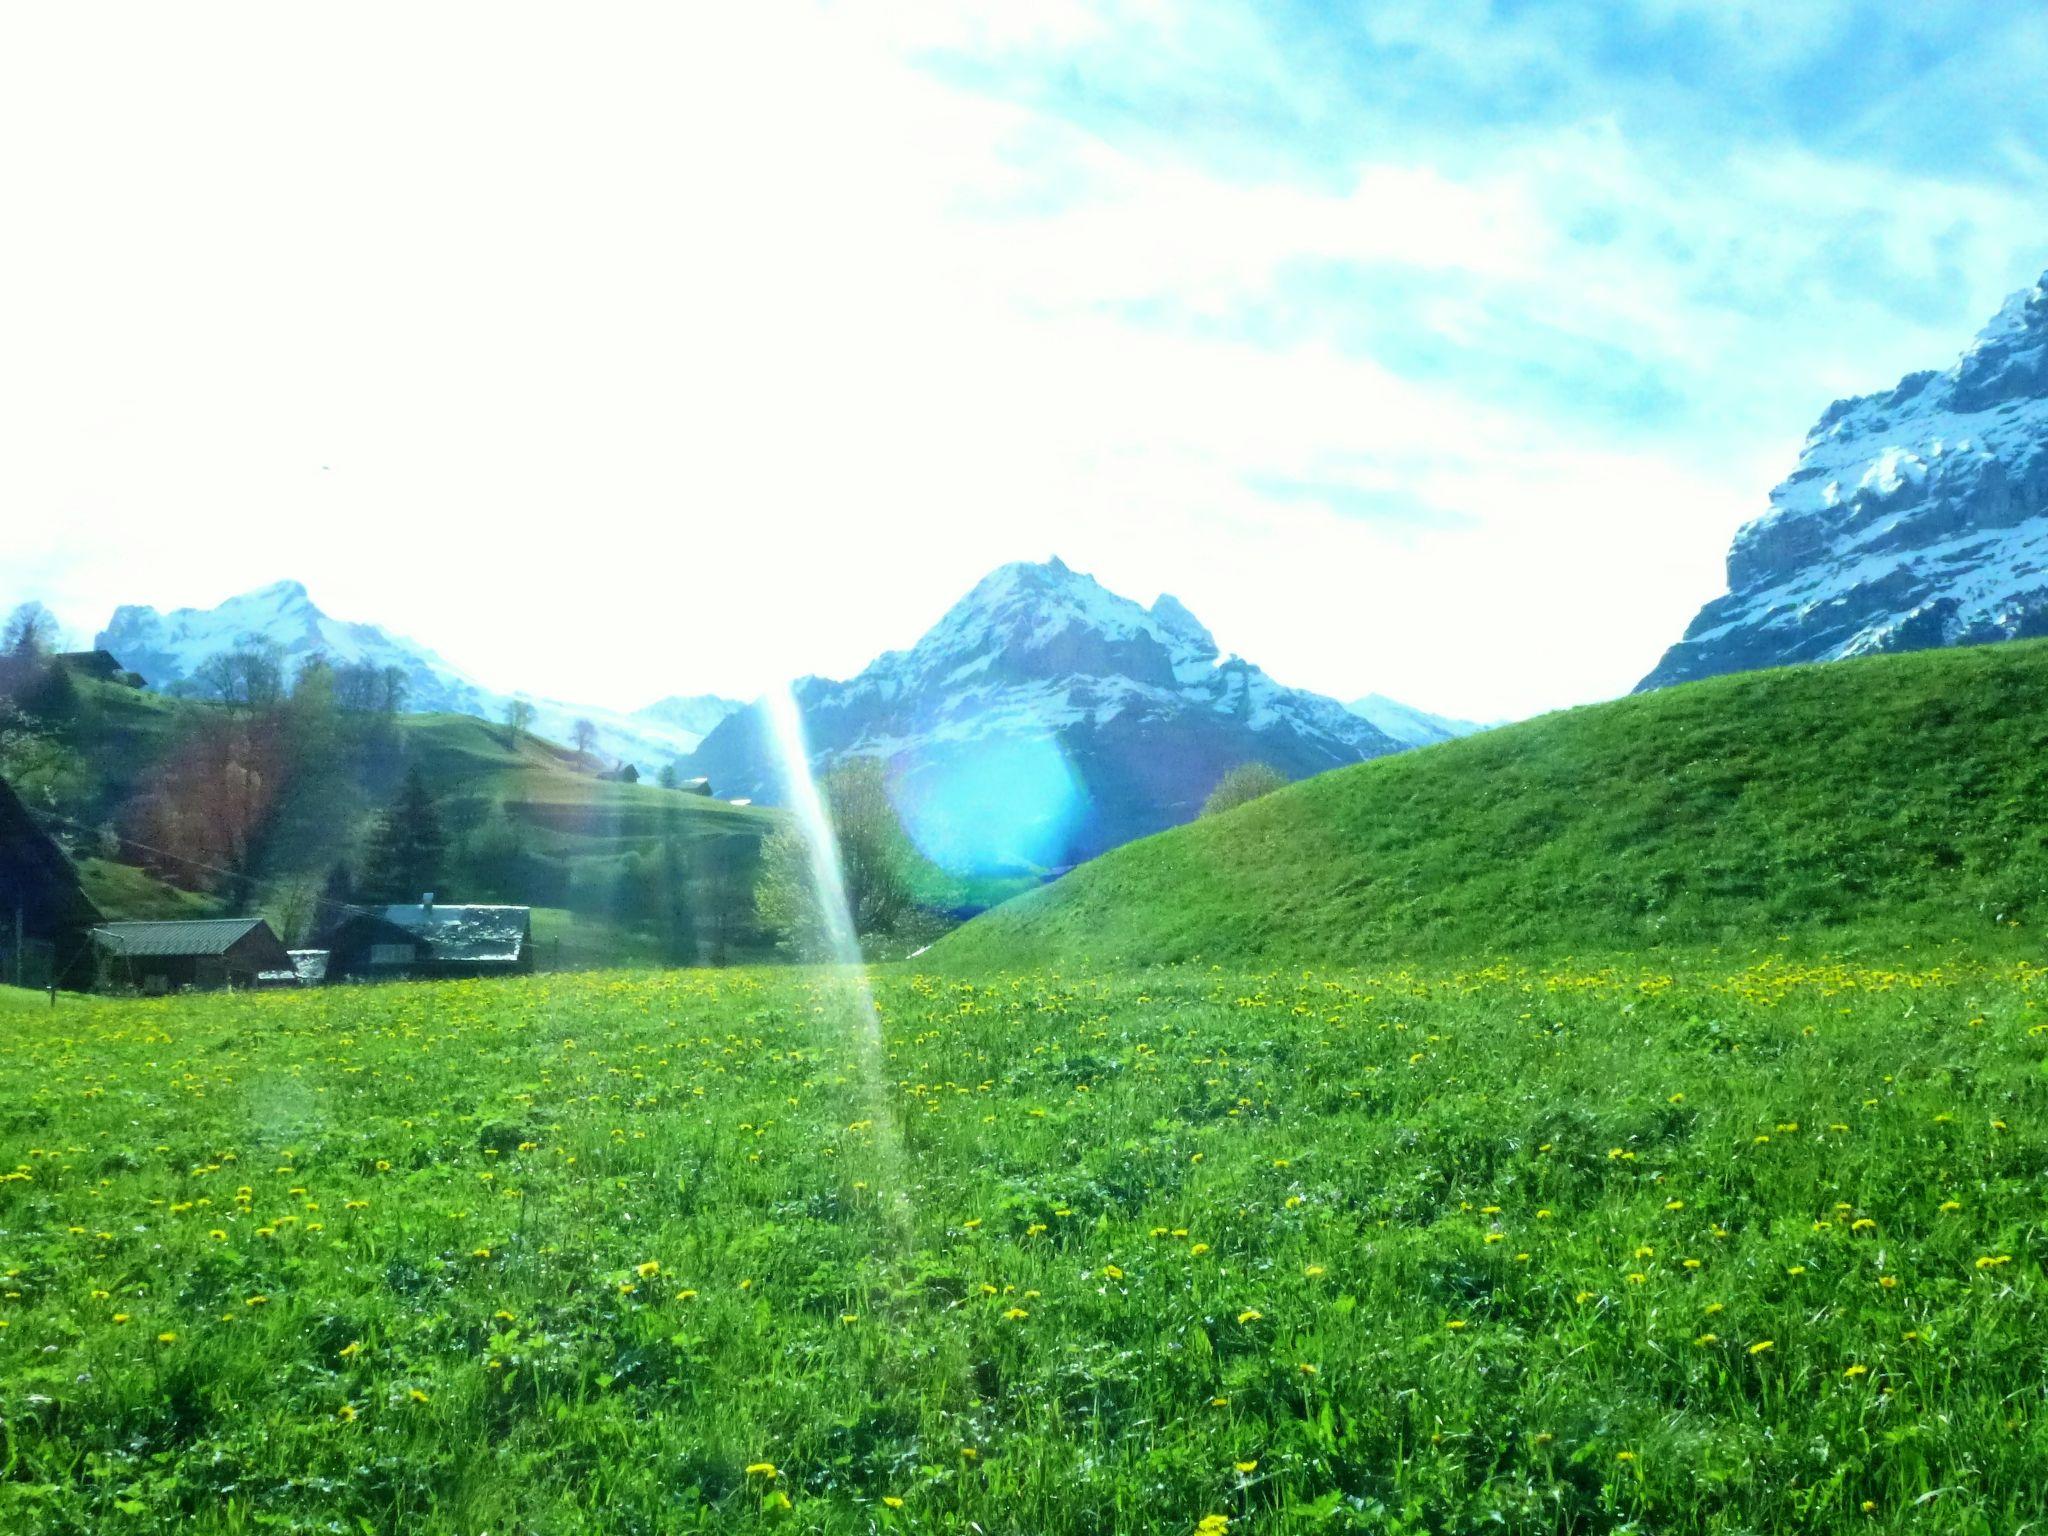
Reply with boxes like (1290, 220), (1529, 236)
(682, 558), (1409, 872)
(1641, 271), (2048, 690)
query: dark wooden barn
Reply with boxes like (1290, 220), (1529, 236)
(327, 898), (533, 981)
(0, 774), (102, 989)
(91, 918), (295, 994)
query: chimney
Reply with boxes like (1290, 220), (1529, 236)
(422, 892), (435, 919)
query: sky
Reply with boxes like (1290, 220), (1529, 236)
(4, 0), (2047, 722)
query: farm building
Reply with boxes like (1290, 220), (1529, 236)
(327, 897), (533, 981)
(0, 774), (102, 989)
(91, 918), (294, 994)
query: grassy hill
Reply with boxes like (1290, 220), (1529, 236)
(936, 639), (2048, 970)
(13, 674), (782, 958)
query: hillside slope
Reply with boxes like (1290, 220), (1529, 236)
(934, 638), (2048, 969)
(12, 672), (779, 954)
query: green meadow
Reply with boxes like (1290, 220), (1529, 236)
(3, 952), (2043, 1534)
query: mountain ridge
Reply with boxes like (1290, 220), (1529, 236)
(1641, 268), (2048, 689)
(95, 582), (740, 772)
(682, 557), (1426, 872)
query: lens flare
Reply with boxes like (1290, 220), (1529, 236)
(760, 686), (910, 1231)
(892, 734), (1085, 875)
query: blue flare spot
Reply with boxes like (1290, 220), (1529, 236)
(892, 736), (1086, 875)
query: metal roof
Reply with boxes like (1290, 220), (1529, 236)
(381, 904), (530, 964)
(92, 918), (273, 957)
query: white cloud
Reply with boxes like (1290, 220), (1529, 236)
(2, 0), (2045, 725)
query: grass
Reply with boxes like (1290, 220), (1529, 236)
(73, 858), (224, 922)
(933, 638), (2048, 972)
(2, 951), (2043, 1533)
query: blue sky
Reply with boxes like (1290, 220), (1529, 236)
(3, 0), (2045, 719)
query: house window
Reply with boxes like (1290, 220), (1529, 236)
(370, 943), (413, 965)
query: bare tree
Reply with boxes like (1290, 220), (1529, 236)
(571, 717), (598, 761)
(332, 662), (382, 713)
(194, 644), (287, 711)
(2, 601), (61, 657)
(377, 665), (410, 715)
(501, 698), (537, 745)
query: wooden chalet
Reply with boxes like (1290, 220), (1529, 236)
(327, 895), (533, 981)
(91, 917), (295, 994)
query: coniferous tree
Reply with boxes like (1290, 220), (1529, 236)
(358, 767), (447, 902)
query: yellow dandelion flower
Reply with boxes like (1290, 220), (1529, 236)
(1237, 1309), (1262, 1325)
(1749, 1339), (1774, 1355)
(745, 1462), (779, 1479)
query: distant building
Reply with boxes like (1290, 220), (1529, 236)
(0, 774), (102, 989)
(680, 776), (713, 796)
(326, 895), (533, 981)
(603, 763), (640, 784)
(91, 918), (294, 994)
(0, 649), (146, 696)
(55, 650), (146, 687)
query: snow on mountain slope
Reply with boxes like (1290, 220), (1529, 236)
(96, 582), (737, 771)
(1344, 693), (1486, 748)
(634, 694), (745, 738)
(682, 558), (1411, 872)
(1641, 269), (2048, 689)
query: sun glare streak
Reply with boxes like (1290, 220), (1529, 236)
(761, 685), (912, 1234)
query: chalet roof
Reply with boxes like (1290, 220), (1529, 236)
(381, 903), (530, 963)
(93, 918), (275, 957)
(0, 775), (103, 934)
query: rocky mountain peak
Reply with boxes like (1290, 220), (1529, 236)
(683, 559), (1416, 873)
(1641, 268), (2048, 690)
(93, 581), (736, 769)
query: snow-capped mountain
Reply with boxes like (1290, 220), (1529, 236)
(1641, 269), (2048, 690)
(96, 581), (740, 770)
(681, 557), (1413, 872)
(1344, 693), (1485, 748)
